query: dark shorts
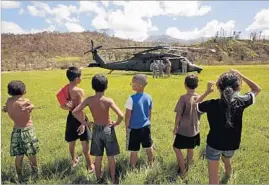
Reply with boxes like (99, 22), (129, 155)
(10, 126), (39, 157)
(173, 133), (200, 149)
(206, 145), (235, 161)
(65, 112), (91, 142)
(90, 125), (120, 157)
(126, 125), (153, 152)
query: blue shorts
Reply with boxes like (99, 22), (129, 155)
(206, 145), (235, 161)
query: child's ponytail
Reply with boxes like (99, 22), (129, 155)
(217, 72), (241, 127)
(221, 87), (234, 126)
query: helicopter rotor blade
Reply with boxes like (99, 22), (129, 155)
(91, 40), (94, 50)
(84, 45), (103, 55)
(84, 50), (91, 55)
(100, 46), (161, 50)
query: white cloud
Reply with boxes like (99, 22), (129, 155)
(1, 21), (56, 34)
(78, 1), (101, 14)
(82, 1), (211, 41)
(166, 20), (236, 40)
(27, 5), (46, 17)
(246, 9), (269, 31)
(161, 1), (211, 17)
(150, 26), (159, 31)
(101, 1), (109, 7)
(261, 29), (269, 38)
(27, 2), (52, 17)
(65, 22), (84, 32)
(22, 1), (213, 41)
(27, 25), (56, 34)
(79, 1), (162, 41)
(27, 2), (79, 26)
(92, 9), (109, 29)
(2, 1), (21, 9)
(18, 8), (24, 15)
(2, 21), (24, 34)
(50, 4), (79, 25)
(112, 1), (128, 7)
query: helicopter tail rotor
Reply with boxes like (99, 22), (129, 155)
(84, 40), (103, 55)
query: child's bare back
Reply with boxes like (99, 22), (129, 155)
(86, 95), (113, 125)
(5, 97), (33, 128)
(68, 86), (84, 109)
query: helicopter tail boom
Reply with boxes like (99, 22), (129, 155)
(84, 40), (106, 68)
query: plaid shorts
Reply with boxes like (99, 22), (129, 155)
(10, 126), (39, 156)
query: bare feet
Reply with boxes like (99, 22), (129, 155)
(87, 163), (95, 173)
(72, 157), (80, 168)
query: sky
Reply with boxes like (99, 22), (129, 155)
(1, 1), (269, 41)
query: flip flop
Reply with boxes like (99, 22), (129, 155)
(72, 156), (80, 168)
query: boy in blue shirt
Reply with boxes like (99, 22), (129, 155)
(125, 74), (153, 168)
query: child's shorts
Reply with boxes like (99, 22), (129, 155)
(90, 125), (120, 157)
(65, 112), (91, 142)
(10, 126), (39, 156)
(206, 145), (235, 161)
(126, 125), (153, 152)
(173, 133), (200, 149)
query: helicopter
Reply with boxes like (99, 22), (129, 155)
(84, 40), (209, 74)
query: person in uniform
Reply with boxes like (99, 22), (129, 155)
(181, 58), (188, 74)
(151, 60), (160, 78)
(165, 58), (172, 77)
(158, 60), (165, 78)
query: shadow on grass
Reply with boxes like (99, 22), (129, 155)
(99, 155), (150, 184)
(144, 160), (179, 184)
(220, 174), (230, 184)
(40, 157), (73, 180)
(1, 163), (33, 184)
(1, 170), (17, 184)
(71, 174), (95, 184)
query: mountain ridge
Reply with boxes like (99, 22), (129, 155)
(144, 35), (211, 45)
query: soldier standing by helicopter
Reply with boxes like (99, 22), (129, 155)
(158, 59), (165, 78)
(164, 58), (172, 77)
(181, 58), (188, 74)
(150, 60), (160, 78)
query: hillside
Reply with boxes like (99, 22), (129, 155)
(1, 32), (151, 71)
(1, 32), (269, 71)
(145, 35), (210, 45)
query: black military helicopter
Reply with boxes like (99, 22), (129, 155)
(84, 40), (205, 74)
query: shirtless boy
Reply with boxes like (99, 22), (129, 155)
(73, 74), (123, 183)
(61, 67), (94, 172)
(3, 80), (38, 182)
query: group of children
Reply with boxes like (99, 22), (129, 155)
(3, 66), (261, 184)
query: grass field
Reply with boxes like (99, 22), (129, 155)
(55, 56), (81, 62)
(1, 65), (269, 184)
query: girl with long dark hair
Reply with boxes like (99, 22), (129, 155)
(196, 69), (261, 184)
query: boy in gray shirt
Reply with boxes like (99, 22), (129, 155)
(173, 74), (214, 178)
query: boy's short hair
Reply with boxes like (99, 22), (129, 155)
(7, 80), (26, 96)
(133, 74), (148, 87)
(92, 74), (108, 92)
(66, 67), (81, 82)
(185, 74), (198, 89)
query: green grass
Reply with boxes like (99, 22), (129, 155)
(55, 56), (81, 62)
(1, 65), (269, 184)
